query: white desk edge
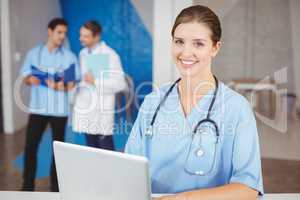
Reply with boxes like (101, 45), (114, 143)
(1, 191), (300, 200)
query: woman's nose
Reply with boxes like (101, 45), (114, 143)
(181, 44), (193, 57)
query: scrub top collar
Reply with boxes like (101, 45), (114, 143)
(42, 43), (64, 55)
(174, 82), (219, 122)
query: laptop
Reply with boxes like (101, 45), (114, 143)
(53, 141), (152, 200)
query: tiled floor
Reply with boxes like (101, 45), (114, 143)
(0, 116), (300, 193)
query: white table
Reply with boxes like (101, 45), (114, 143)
(1, 191), (300, 200)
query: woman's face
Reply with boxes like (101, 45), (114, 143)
(171, 22), (221, 78)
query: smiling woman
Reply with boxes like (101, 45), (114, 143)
(171, 21), (221, 115)
(125, 5), (263, 200)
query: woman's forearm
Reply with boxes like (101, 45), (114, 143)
(158, 183), (258, 200)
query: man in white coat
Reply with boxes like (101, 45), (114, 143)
(72, 20), (127, 150)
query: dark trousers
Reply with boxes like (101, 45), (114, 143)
(22, 114), (67, 192)
(85, 134), (114, 150)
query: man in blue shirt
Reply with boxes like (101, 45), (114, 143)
(20, 18), (80, 192)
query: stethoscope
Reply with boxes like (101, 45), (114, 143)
(145, 75), (220, 176)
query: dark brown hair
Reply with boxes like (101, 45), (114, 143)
(171, 5), (222, 45)
(83, 20), (102, 36)
(48, 18), (68, 30)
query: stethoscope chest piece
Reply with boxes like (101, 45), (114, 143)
(145, 126), (153, 138)
(195, 170), (205, 176)
(195, 148), (205, 157)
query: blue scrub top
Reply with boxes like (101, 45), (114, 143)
(125, 82), (264, 195)
(19, 44), (80, 117)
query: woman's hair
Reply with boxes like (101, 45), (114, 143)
(171, 5), (222, 45)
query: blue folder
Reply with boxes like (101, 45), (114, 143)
(31, 64), (76, 87)
(62, 64), (76, 83)
(85, 54), (109, 78)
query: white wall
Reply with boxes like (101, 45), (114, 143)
(152, 0), (299, 99)
(153, 0), (193, 87)
(1, 0), (62, 134)
(194, 0), (297, 93)
(290, 0), (300, 103)
(1, 0), (14, 133)
(131, 0), (153, 35)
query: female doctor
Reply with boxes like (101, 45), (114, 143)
(125, 5), (263, 200)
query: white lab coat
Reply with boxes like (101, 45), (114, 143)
(72, 41), (127, 135)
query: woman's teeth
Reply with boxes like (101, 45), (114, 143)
(181, 59), (197, 65)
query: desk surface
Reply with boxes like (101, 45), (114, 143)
(1, 191), (300, 200)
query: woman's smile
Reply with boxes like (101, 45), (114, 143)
(179, 58), (199, 69)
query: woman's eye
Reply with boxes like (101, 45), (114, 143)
(174, 40), (184, 45)
(194, 42), (204, 48)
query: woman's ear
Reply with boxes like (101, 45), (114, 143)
(211, 41), (222, 58)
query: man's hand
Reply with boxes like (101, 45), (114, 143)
(66, 81), (75, 91)
(46, 79), (67, 91)
(45, 79), (57, 90)
(25, 75), (40, 86)
(84, 73), (95, 85)
(56, 80), (65, 91)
